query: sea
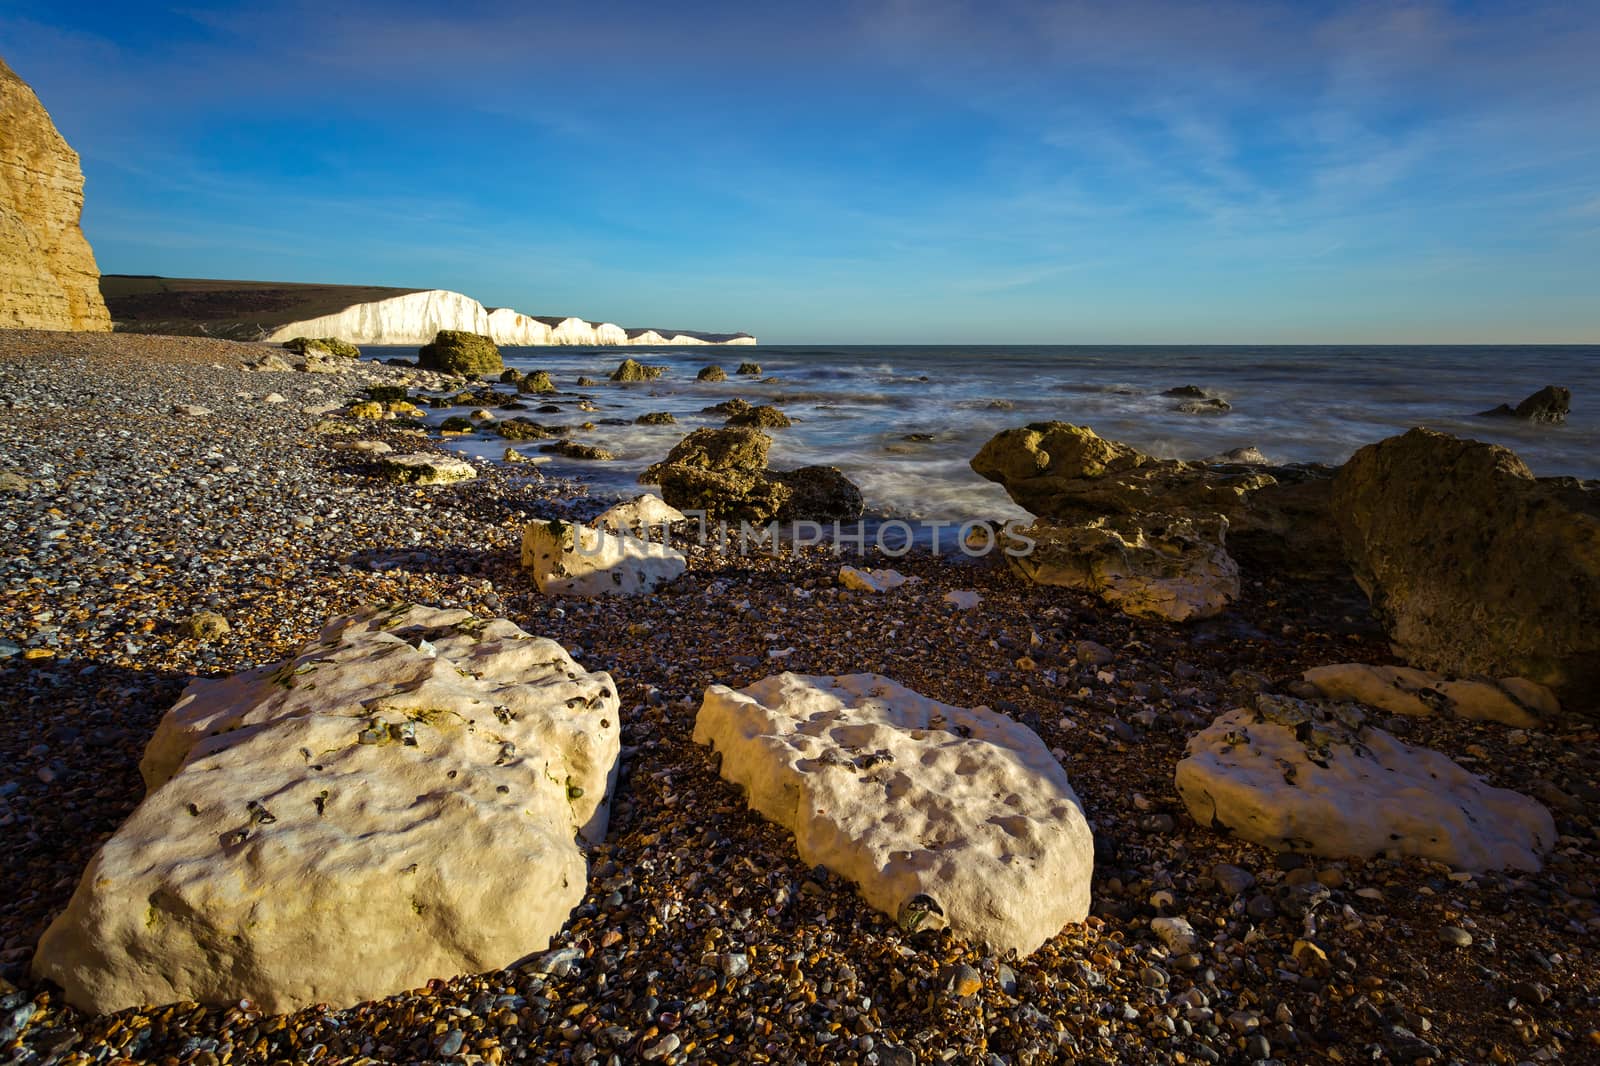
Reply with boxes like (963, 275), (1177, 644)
(370, 344), (1600, 525)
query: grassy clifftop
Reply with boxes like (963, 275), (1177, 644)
(101, 275), (425, 339)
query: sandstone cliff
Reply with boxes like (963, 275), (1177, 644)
(0, 57), (111, 331)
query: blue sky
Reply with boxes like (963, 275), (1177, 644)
(4, 1), (1598, 342)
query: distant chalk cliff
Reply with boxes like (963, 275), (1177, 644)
(101, 277), (755, 346)
(263, 289), (755, 347)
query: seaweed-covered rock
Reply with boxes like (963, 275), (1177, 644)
(640, 427), (805, 523)
(417, 330), (503, 376)
(540, 440), (616, 461)
(972, 422), (1271, 521)
(636, 411), (677, 426)
(697, 365), (727, 382)
(497, 418), (553, 441)
(365, 385), (409, 403)
(33, 604), (620, 1013)
(703, 397), (753, 417)
(727, 405), (792, 429)
(736, 361), (762, 376)
(610, 358), (665, 382)
(1333, 428), (1600, 713)
(772, 465), (865, 522)
(1176, 695), (1554, 871)
(284, 336), (361, 359)
(518, 370), (556, 395)
(575, 376), (598, 387)
(695, 673), (1094, 957)
(438, 416), (476, 433)
(1477, 385), (1571, 424)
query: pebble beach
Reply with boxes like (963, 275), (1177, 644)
(1, 332), (1597, 1066)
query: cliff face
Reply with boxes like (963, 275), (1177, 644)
(0, 57), (111, 331)
(265, 289), (755, 346)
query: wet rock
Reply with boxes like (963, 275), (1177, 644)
(770, 464), (865, 522)
(1477, 384), (1570, 424)
(696, 365), (727, 382)
(416, 330), (502, 376)
(726, 404), (792, 429)
(610, 358), (665, 382)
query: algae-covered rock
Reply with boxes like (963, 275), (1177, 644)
(518, 370), (556, 394)
(365, 385), (409, 403)
(727, 405), (792, 429)
(497, 418), (554, 441)
(736, 362), (762, 376)
(610, 358), (665, 383)
(697, 365), (727, 382)
(284, 336), (361, 359)
(1332, 428), (1600, 712)
(772, 465), (865, 522)
(636, 411), (677, 426)
(417, 330), (503, 376)
(540, 440), (616, 461)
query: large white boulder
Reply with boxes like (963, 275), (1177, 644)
(1301, 663), (1557, 729)
(1175, 695), (1553, 872)
(694, 673), (1094, 957)
(34, 604), (621, 1014)
(521, 519), (686, 597)
(594, 493), (687, 534)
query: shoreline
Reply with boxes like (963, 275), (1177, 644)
(1, 331), (1596, 1064)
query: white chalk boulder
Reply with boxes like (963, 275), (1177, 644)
(521, 519), (686, 597)
(34, 604), (621, 1014)
(595, 493), (687, 533)
(377, 452), (477, 485)
(1175, 695), (1553, 872)
(1302, 663), (1557, 729)
(694, 672), (1094, 956)
(838, 566), (911, 593)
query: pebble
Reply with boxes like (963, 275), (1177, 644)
(1438, 926), (1474, 948)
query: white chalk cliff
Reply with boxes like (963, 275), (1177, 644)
(265, 288), (755, 347)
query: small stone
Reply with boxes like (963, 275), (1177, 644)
(1151, 916), (1198, 953)
(434, 1029), (465, 1056)
(948, 963), (982, 998)
(1438, 926), (1473, 948)
(642, 1033), (681, 1060)
(180, 612), (230, 642)
(1213, 864), (1256, 895)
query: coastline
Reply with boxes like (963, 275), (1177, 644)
(1, 332), (1597, 1064)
